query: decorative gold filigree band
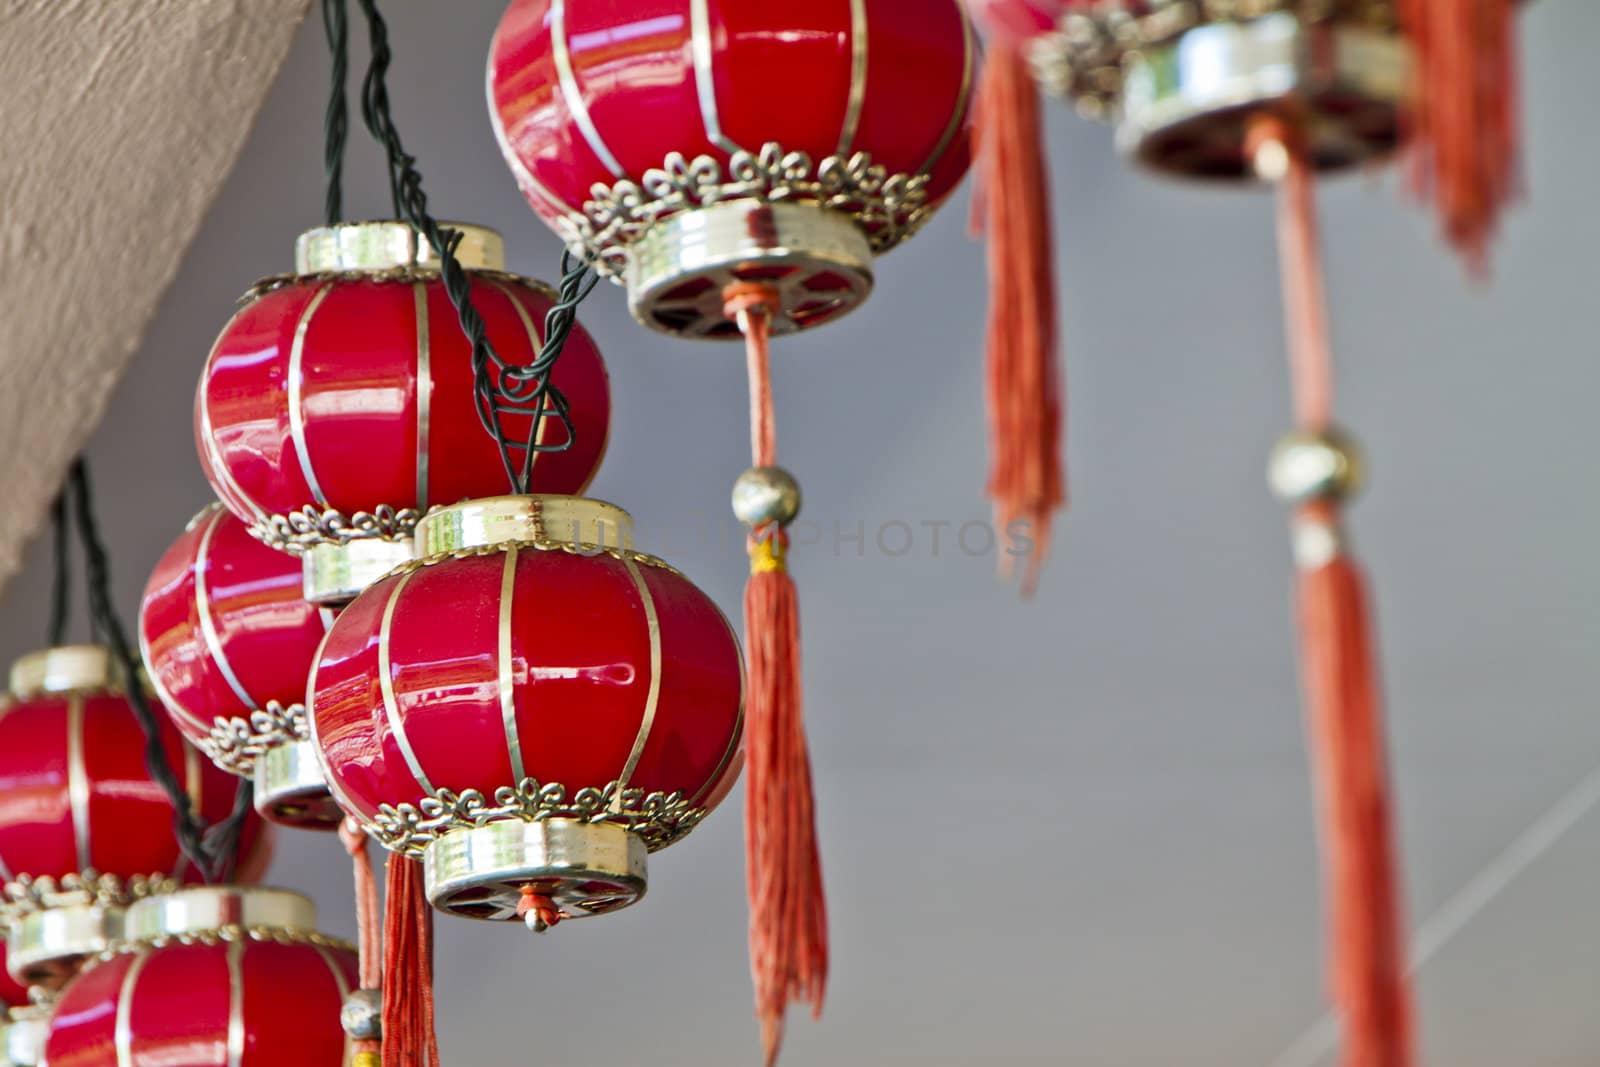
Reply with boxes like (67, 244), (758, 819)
(250, 505), (423, 554)
(383, 537), (681, 585)
(240, 267), (556, 305)
(94, 925), (356, 959)
(1, 872), (177, 924)
(364, 777), (708, 858)
(559, 141), (936, 278)
(201, 701), (309, 777)
(1028, 0), (1398, 116)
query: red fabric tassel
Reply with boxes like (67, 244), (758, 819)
(1296, 547), (1412, 1067)
(381, 855), (439, 1067)
(1400, 0), (1520, 270)
(725, 283), (828, 1067)
(1252, 112), (1413, 1067)
(340, 819), (384, 1064)
(971, 38), (1065, 593)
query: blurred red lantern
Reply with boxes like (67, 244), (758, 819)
(43, 887), (357, 1067)
(488, 0), (976, 337)
(141, 505), (340, 830)
(196, 221), (612, 602)
(310, 496), (742, 924)
(0, 647), (267, 989)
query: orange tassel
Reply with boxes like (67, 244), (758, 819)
(1400, 0), (1520, 269)
(725, 283), (828, 1067)
(340, 818), (384, 1063)
(1297, 545), (1413, 1067)
(1253, 113), (1414, 1067)
(971, 38), (1065, 593)
(381, 855), (439, 1067)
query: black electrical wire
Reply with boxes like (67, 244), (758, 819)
(46, 492), (70, 647)
(322, 0), (350, 226)
(353, 0), (596, 495)
(64, 459), (251, 883)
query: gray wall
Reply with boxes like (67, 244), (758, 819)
(3, 3), (1596, 1064)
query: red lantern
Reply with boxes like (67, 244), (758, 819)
(488, 0), (976, 337)
(196, 221), (612, 601)
(0, 647), (267, 989)
(42, 887), (357, 1067)
(310, 496), (743, 923)
(141, 505), (340, 830)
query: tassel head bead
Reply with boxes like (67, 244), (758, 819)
(732, 467), (802, 529)
(1269, 428), (1365, 505)
(341, 989), (383, 1041)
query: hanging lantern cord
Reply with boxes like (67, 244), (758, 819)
(59, 458), (253, 883)
(46, 491), (71, 646)
(321, 0), (349, 227)
(349, 0), (599, 496)
(1248, 114), (1414, 1067)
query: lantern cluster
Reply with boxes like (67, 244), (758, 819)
(44, 887), (356, 1067)
(0, 646), (266, 991)
(311, 496), (744, 921)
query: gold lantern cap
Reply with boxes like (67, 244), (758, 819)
(294, 220), (505, 274)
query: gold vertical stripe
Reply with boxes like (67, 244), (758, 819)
(836, 0), (870, 156)
(184, 744), (204, 818)
(288, 284), (336, 507)
(378, 571), (435, 795)
(612, 557), (663, 804)
(488, 281), (553, 483)
(0, 707), (14, 874)
(498, 547), (527, 782)
(688, 607), (746, 807)
(313, 944), (354, 1066)
(140, 616), (202, 733)
(485, 66), (574, 219)
(226, 938), (246, 1067)
(412, 282), (432, 512)
(115, 950), (151, 1067)
(67, 694), (92, 872)
(917, 6), (976, 176)
(306, 624), (366, 820)
(552, 0), (626, 176)
(198, 311), (270, 524)
(690, 0), (741, 153)
(195, 508), (258, 710)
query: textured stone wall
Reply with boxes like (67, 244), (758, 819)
(0, 0), (311, 590)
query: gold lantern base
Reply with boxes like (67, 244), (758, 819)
(625, 200), (874, 340)
(1030, 6), (1408, 180)
(5, 903), (122, 989)
(302, 537), (416, 607)
(254, 739), (345, 830)
(1, 1004), (49, 1067)
(122, 885), (318, 942)
(423, 818), (648, 924)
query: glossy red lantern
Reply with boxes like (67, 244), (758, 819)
(488, 0), (976, 337)
(196, 221), (612, 599)
(141, 505), (341, 830)
(0, 647), (267, 988)
(310, 496), (743, 922)
(43, 887), (357, 1067)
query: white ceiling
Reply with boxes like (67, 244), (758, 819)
(2, 3), (1596, 1064)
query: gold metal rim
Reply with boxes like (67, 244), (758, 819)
(624, 199), (875, 339)
(302, 538), (417, 607)
(413, 495), (635, 557)
(1116, 15), (1409, 179)
(8, 646), (118, 700)
(422, 817), (647, 923)
(253, 740), (345, 830)
(122, 887), (317, 943)
(1, 1006), (48, 1067)
(294, 221), (506, 274)
(5, 902), (122, 990)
